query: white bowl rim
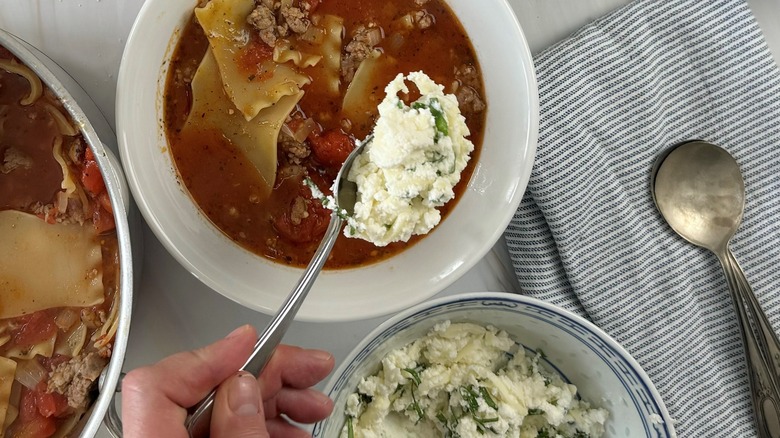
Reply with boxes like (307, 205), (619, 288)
(116, 0), (539, 322)
(316, 291), (677, 438)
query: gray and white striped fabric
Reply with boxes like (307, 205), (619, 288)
(503, 0), (780, 436)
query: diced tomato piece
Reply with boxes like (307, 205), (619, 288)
(19, 387), (39, 422)
(81, 158), (104, 196)
(34, 382), (70, 418)
(93, 203), (116, 234)
(11, 387), (57, 438)
(12, 310), (57, 348)
(238, 39), (274, 75)
(273, 176), (331, 243)
(97, 190), (113, 215)
(309, 130), (354, 168)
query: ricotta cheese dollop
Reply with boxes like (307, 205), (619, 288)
(343, 72), (474, 246)
(341, 322), (609, 438)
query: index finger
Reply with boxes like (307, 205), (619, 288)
(125, 325), (257, 408)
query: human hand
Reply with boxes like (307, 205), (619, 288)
(121, 325), (335, 438)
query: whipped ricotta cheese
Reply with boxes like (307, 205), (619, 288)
(343, 72), (474, 246)
(341, 322), (608, 438)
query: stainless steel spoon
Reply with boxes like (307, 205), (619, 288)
(651, 140), (780, 438)
(184, 135), (372, 437)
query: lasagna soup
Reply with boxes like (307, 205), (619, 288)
(0, 46), (119, 437)
(164, 0), (486, 268)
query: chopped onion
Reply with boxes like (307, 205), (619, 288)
(55, 190), (69, 214)
(365, 28), (383, 47)
(14, 359), (47, 390)
(281, 123), (295, 139)
(395, 13), (415, 30)
(388, 33), (405, 51)
(55, 308), (79, 331)
(293, 118), (318, 143)
(55, 323), (87, 357)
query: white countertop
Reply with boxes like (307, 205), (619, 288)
(1, 0), (778, 436)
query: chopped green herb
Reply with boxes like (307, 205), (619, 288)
(404, 368), (423, 386)
(479, 387), (498, 410)
(527, 408), (544, 415)
(407, 390), (424, 423)
(460, 386), (480, 413)
(347, 416), (354, 438)
(573, 431), (591, 438)
(428, 98), (449, 141)
(410, 98), (448, 142)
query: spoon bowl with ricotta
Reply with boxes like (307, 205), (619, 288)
(313, 292), (677, 438)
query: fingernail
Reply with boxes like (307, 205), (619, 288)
(311, 350), (333, 362)
(226, 325), (249, 339)
(227, 372), (260, 417)
(311, 390), (333, 408)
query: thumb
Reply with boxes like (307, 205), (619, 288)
(211, 371), (269, 438)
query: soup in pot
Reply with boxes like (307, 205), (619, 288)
(0, 46), (120, 437)
(164, 0), (486, 268)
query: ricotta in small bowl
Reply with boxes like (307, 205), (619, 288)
(313, 293), (677, 438)
(341, 321), (608, 438)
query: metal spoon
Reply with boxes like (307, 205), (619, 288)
(651, 140), (780, 438)
(184, 136), (371, 437)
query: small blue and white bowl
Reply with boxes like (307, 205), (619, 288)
(313, 292), (677, 438)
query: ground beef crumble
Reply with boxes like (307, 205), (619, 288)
(290, 196), (309, 225)
(341, 24), (382, 83)
(280, 133), (311, 165)
(411, 10), (434, 29)
(48, 352), (108, 409)
(454, 63), (486, 113)
(247, 0), (312, 47)
(0, 147), (33, 174)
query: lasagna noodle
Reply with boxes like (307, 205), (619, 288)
(194, 0), (310, 121)
(312, 15), (343, 95)
(342, 51), (397, 130)
(52, 136), (78, 196)
(5, 336), (56, 360)
(44, 102), (79, 136)
(186, 50), (303, 194)
(0, 357), (16, 433)
(0, 59), (43, 105)
(273, 41), (322, 69)
(0, 210), (104, 319)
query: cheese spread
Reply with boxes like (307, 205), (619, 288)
(343, 72), (474, 246)
(341, 322), (608, 438)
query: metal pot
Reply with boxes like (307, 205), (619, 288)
(0, 28), (136, 437)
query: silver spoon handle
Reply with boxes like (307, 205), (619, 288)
(184, 213), (344, 438)
(719, 249), (780, 438)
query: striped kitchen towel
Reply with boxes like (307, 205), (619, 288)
(503, 0), (780, 436)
